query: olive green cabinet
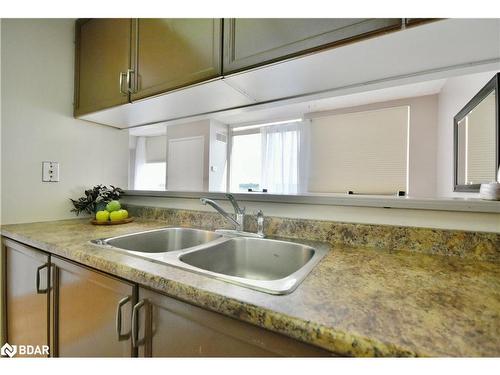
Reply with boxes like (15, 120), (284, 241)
(1, 238), (136, 358)
(222, 18), (402, 74)
(2, 238), (332, 357)
(50, 256), (136, 357)
(131, 19), (222, 101)
(1, 239), (50, 357)
(74, 18), (410, 117)
(74, 19), (132, 116)
(132, 287), (331, 357)
(74, 18), (222, 116)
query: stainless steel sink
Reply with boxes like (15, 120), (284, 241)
(177, 237), (327, 294)
(180, 237), (314, 280)
(91, 227), (328, 295)
(92, 227), (222, 254)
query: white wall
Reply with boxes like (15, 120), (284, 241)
(436, 71), (498, 197)
(209, 120), (228, 192)
(1, 19), (129, 224)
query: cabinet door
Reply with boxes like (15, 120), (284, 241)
(51, 256), (136, 357)
(130, 18), (222, 101)
(223, 18), (401, 74)
(405, 18), (435, 27)
(1, 238), (50, 357)
(134, 287), (331, 357)
(74, 18), (132, 116)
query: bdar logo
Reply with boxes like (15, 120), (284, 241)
(1, 342), (17, 358)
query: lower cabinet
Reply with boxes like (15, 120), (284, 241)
(1, 238), (136, 357)
(1, 239), (50, 357)
(51, 256), (136, 357)
(2, 238), (331, 357)
(133, 287), (330, 357)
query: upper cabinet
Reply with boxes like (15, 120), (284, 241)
(74, 19), (132, 116)
(222, 18), (402, 74)
(131, 19), (222, 101)
(77, 18), (457, 126)
(74, 18), (223, 116)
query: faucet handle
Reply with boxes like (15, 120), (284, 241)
(256, 210), (264, 237)
(226, 193), (245, 214)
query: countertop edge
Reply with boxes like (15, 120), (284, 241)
(0, 228), (421, 357)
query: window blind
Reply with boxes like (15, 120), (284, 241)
(465, 92), (496, 184)
(308, 106), (409, 194)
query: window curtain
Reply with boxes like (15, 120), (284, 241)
(260, 120), (310, 194)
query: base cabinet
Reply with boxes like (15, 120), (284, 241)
(2, 238), (333, 357)
(51, 256), (136, 357)
(1, 238), (136, 357)
(134, 287), (331, 357)
(1, 239), (50, 357)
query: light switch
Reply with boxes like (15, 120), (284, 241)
(42, 161), (60, 182)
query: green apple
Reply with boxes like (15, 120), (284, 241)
(106, 200), (121, 212)
(118, 209), (128, 220)
(109, 210), (123, 221)
(95, 210), (110, 222)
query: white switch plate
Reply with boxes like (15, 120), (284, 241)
(42, 161), (59, 182)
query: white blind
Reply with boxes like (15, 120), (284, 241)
(465, 92), (496, 184)
(145, 135), (167, 163)
(308, 106), (409, 194)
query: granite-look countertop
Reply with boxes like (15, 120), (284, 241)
(1, 218), (499, 357)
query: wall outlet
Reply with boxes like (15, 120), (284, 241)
(42, 161), (60, 182)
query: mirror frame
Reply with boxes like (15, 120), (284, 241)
(453, 73), (499, 192)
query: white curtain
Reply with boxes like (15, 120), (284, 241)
(260, 120), (310, 194)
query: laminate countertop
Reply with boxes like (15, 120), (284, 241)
(2, 218), (499, 357)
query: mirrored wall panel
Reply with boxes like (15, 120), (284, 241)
(454, 73), (499, 192)
(456, 91), (496, 185)
(128, 105), (410, 196)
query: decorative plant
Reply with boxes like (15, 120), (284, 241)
(70, 185), (124, 216)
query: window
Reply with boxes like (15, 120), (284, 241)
(230, 133), (262, 192)
(131, 135), (167, 191)
(230, 119), (308, 194)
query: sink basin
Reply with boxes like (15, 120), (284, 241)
(91, 228), (328, 295)
(178, 237), (327, 294)
(180, 237), (314, 280)
(94, 227), (222, 254)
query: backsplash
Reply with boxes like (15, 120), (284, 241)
(126, 204), (500, 263)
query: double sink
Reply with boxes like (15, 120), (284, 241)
(91, 227), (328, 295)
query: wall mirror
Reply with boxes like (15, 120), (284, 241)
(128, 106), (410, 196)
(454, 73), (499, 192)
(127, 70), (500, 199)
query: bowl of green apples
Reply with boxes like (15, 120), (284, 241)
(92, 200), (132, 225)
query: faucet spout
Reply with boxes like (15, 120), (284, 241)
(200, 198), (241, 229)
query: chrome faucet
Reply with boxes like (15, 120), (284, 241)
(200, 194), (245, 231)
(200, 194), (265, 238)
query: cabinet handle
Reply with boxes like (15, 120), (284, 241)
(119, 71), (128, 95)
(116, 296), (131, 341)
(131, 299), (145, 348)
(36, 263), (49, 294)
(126, 69), (136, 93)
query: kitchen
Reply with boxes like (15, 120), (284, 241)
(0, 1), (499, 373)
